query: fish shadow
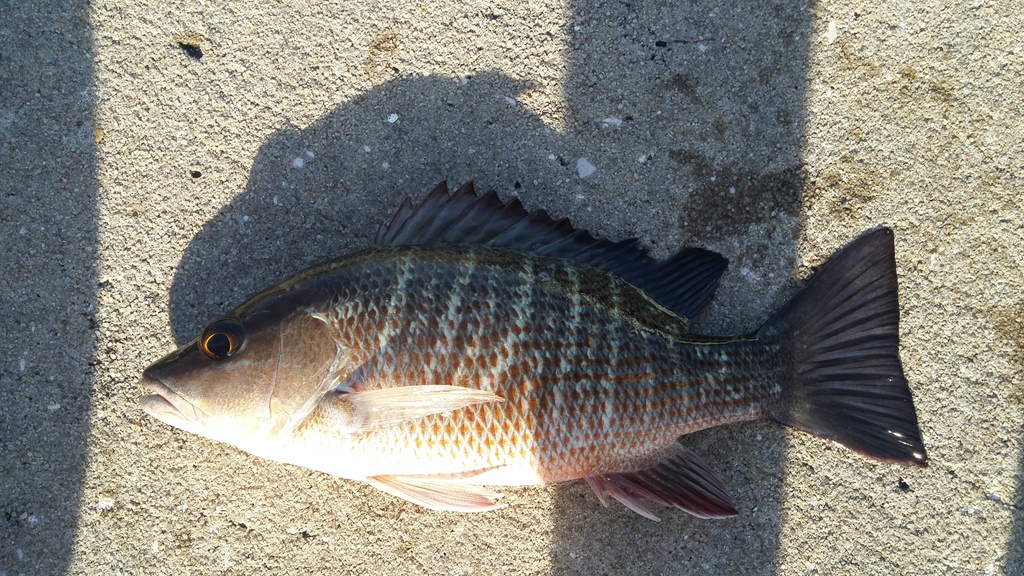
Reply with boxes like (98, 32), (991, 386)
(168, 70), (579, 341)
(168, 0), (807, 571)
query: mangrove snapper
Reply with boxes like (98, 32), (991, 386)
(140, 182), (926, 520)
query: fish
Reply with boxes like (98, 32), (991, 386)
(140, 181), (927, 521)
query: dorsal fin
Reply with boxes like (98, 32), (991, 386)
(375, 181), (728, 321)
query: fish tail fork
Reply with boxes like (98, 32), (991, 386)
(759, 228), (928, 466)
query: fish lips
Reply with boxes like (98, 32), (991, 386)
(139, 374), (204, 430)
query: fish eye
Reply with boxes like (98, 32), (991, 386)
(199, 317), (246, 360)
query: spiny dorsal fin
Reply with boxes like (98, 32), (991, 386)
(375, 181), (728, 321)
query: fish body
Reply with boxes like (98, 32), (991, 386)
(257, 246), (772, 481)
(141, 182), (927, 520)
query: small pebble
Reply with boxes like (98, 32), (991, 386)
(577, 158), (596, 179)
(825, 22), (839, 44)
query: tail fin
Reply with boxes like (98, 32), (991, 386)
(760, 228), (927, 466)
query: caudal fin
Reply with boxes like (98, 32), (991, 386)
(760, 228), (927, 466)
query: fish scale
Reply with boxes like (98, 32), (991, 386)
(140, 181), (927, 520)
(293, 246), (777, 482)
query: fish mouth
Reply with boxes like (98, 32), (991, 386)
(139, 374), (202, 428)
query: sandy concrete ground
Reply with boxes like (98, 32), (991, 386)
(1, 0), (1021, 574)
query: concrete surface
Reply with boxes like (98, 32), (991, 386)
(1, 0), (1021, 574)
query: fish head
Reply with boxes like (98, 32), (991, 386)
(140, 301), (343, 449)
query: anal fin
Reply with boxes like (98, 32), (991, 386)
(585, 443), (737, 521)
(365, 473), (505, 513)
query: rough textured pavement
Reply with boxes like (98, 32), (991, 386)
(2, 0), (1022, 574)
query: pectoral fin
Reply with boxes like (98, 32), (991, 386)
(330, 385), (504, 431)
(365, 474), (505, 513)
(585, 442), (737, 521)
